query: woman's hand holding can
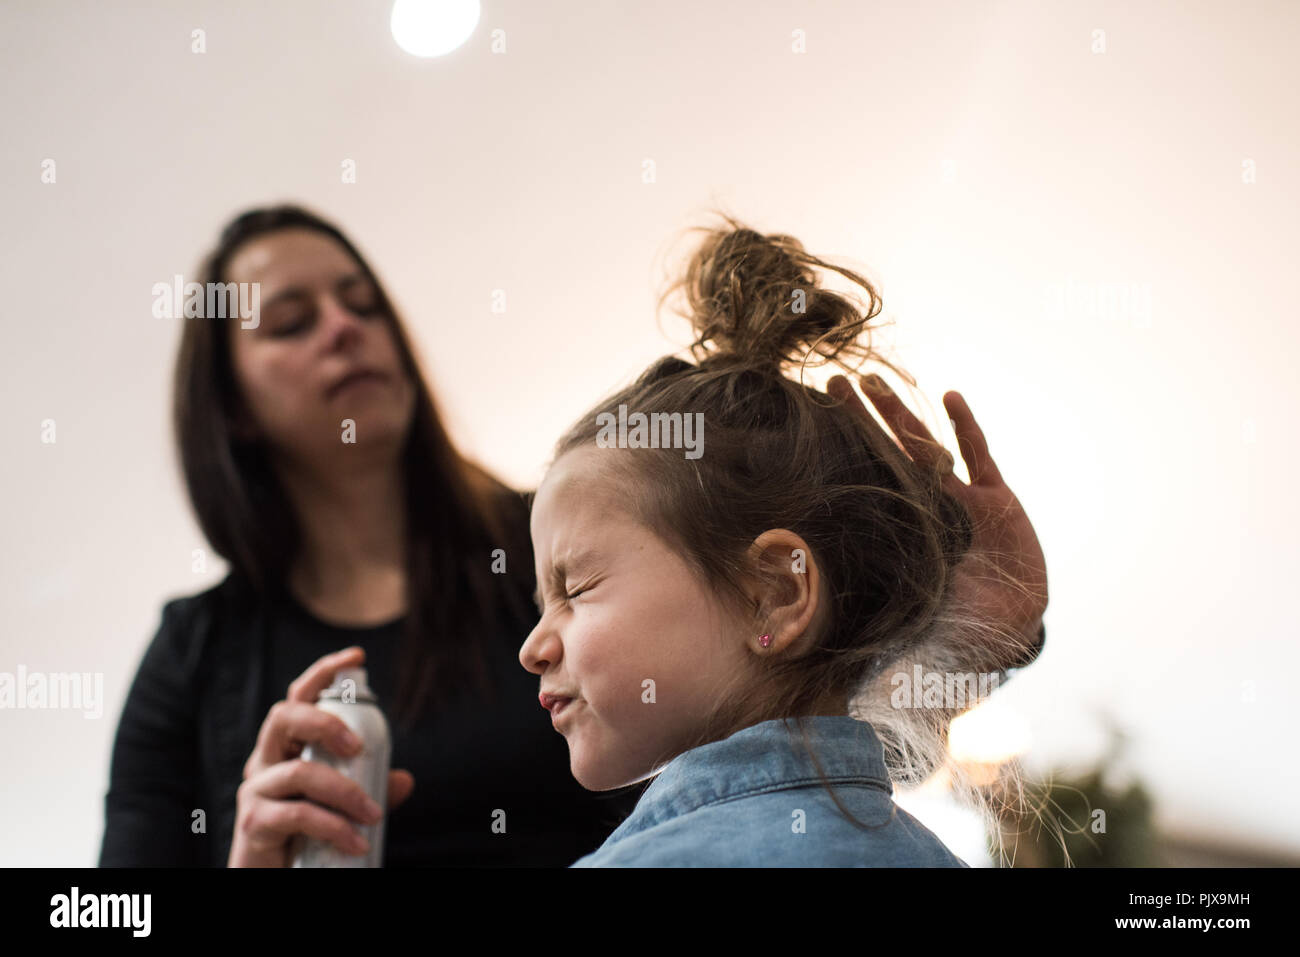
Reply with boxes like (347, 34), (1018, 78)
(228, 647), (415, 868)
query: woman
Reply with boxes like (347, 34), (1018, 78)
(100, 205), (646, 866)
(98, 204), (1046, 867)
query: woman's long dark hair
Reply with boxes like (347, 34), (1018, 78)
(173, 204), (534, 730)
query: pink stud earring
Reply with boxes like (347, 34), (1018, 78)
(759, 634), (772, 648)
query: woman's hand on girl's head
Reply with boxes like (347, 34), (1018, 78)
(828, 375), (1048, 662)
(227, 647), (416, 868)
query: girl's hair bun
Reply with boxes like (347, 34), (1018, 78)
(659, 212), (884, 374)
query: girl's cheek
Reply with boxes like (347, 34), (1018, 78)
(573, 622), (617, 680)
(576, 630), (635, 704)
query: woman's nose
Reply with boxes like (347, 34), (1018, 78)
(318, 293), (369, 346)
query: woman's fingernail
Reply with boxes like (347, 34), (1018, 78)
(364, 798), (383, 821)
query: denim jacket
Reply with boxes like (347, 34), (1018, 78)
(571, 715), (969, 867)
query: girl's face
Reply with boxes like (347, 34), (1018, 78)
(519, 446), (757, 791)
(224, 228), (416, 468)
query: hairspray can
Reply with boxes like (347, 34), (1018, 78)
(290, 667), (390, 868)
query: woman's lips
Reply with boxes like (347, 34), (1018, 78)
(327, 371), (388, 398)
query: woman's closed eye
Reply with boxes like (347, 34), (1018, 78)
(267, 287), (382, 337)
(338, 277), (382, 316)
(270, 312), (310, 337)
(342, 291), (381, 315)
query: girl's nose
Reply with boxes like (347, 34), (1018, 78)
(519, 620), (558, 675)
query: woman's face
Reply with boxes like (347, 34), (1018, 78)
(519, 446), (757, 791)
(224, 228), (416, 468)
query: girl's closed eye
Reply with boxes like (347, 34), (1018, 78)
(565, 578), (601, 602)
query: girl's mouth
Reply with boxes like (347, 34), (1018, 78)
(539, 692), (574, 716)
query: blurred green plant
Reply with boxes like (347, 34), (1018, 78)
(992, 712), (1157, 867)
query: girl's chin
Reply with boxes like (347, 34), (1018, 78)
(570, 749), (653, 792)
(569, 744), (617, 792)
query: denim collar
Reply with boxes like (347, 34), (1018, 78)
(604, 715), (894, 844)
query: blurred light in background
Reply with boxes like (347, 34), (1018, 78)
(895, 770), (994, 868)
(895, 698), (1034, 866)
(391, 0), (480, 58)
(949, 696), (1033, 785)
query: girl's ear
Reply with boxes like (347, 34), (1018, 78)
(745, 529), (824, 656)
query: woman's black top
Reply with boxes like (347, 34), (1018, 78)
(97, 571), (646, 867)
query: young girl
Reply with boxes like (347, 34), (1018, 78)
(518, 214), (1041, 867)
